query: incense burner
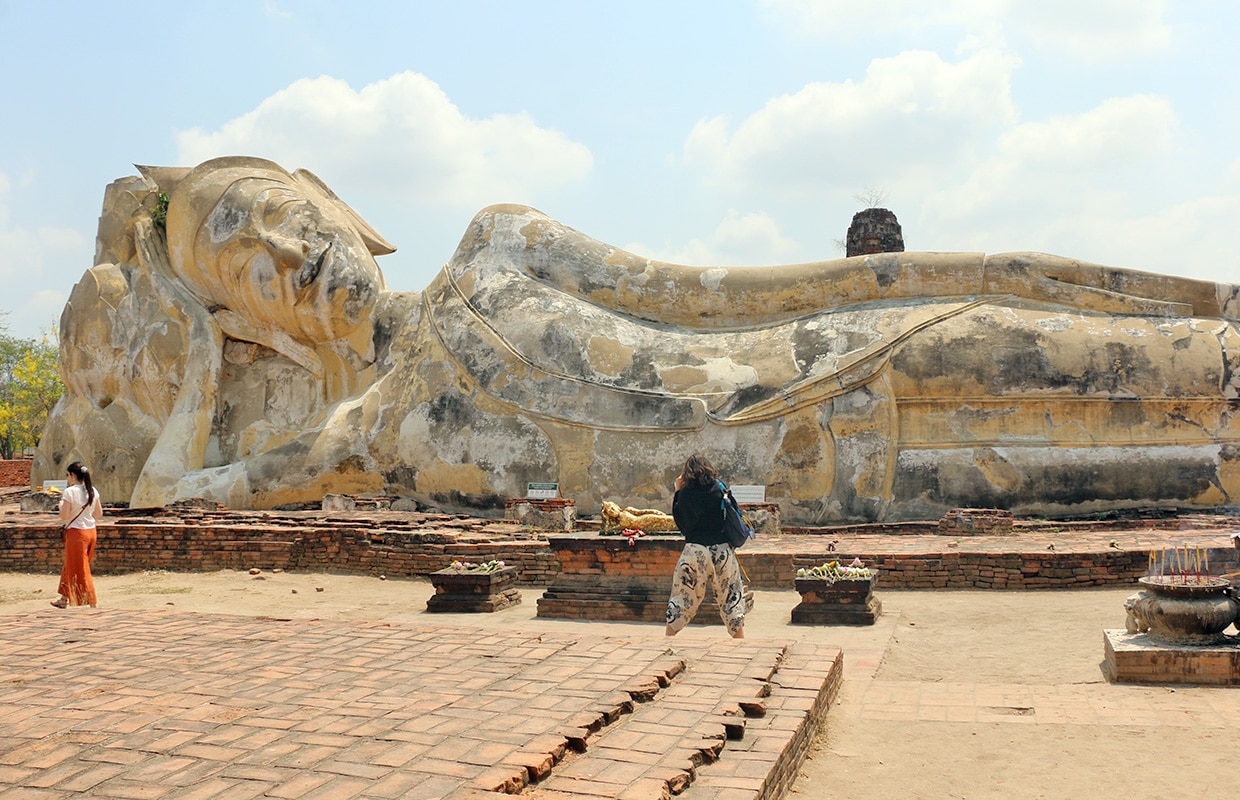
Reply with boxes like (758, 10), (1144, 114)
(1125, 576), (1239, 646)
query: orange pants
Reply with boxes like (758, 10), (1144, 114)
(57, 526), (97, 606)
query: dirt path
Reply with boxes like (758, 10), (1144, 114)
(2, 570), (1235, 799)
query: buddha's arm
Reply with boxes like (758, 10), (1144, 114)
(982, 252), (1238, 320)
(458, 205), (987, 329)
(128, 304), (224, 508)
(463, 205), (1239, 325)
(128, 220), (227, 508)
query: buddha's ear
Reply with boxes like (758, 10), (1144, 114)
(135, 165), (192, 195)
(292, 168), (397, 256)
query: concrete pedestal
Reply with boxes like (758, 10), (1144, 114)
(1102, 629), (1240, 685)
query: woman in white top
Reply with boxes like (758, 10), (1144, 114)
(53, 461), (103, 608)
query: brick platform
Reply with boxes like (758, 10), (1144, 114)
(536, 535), (754, 625)
(1102, 629), (1240, 686)
(0, 610), (841, 800)
(790, 576), (882, 626)
(426, 566), (522, 613)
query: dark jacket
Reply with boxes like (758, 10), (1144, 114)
(672, 480), (728, 546)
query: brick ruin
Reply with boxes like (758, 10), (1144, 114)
(845, 207), (905, 257)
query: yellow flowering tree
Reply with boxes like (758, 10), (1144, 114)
(0, 327), (63, 460)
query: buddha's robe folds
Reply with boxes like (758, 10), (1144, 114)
(387, 205), (1240, 523)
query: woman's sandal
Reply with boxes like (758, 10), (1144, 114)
(50, 599), (68, 609)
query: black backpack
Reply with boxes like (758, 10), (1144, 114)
(717, 481), (755, 548)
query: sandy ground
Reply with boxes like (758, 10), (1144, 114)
(1, 569), (1236, 800)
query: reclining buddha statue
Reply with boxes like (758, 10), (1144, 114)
(33, 156), (1240, 523)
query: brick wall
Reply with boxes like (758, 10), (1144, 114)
(0, 459), (32, 488)
(0, 522), (560, 584)
(788, 551), (1163, 589)
(3, 520), (1234, 591)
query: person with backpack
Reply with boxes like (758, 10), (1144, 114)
(52, 461), (103, 608)
(665, 453), (746, 638)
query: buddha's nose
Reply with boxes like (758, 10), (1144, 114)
(261, 234), (309, 273)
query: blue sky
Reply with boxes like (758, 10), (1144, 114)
(2, 0), (1237, 341)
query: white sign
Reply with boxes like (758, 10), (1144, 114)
(731, 484), (766, 503)
(42, 479), (67, 491)
(527, 482), (559, 500)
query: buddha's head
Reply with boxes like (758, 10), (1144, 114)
(150, 156), (393, 346)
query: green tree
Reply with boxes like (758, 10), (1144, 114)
(0, 326), (64, 460)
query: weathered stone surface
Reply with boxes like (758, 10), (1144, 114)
(32, 157), (1240, 523)
(19, 492), (59, 513)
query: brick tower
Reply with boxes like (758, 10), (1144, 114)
(846, 208), (905, 257)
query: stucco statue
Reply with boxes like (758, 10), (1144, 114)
(599, 502), (678, 533)
(33, 156), (1240, 524)
(1124, 592), (1153, 634)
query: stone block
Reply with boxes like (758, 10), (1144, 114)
(505, 499), (576, 532)
(19, 492), (59, 513)
(938, 508), (1014, 536)
(321, 494), (356, 512)
(740, 503), (780, 537)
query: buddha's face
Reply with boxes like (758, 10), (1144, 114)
(184, 176), (383, 344)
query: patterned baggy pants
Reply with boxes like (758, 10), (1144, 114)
(665, 542), (746, 635)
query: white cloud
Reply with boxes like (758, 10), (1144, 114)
(0, 172), (88, 338)
(262, 1), (294, 21)
(682, 49), (1018, 200)
(1010, 0), (1172, 61)
(0, 224), (86, 284)
(625, 210), (801, 266)
(900, 91), (1240, 287)
(1226, 157), (1240, 185)
(176, 72), (594, 210)
(761, 0), (998, 36)
(761, 0), (1172, 60)
(0, 178), (87, 284)
(922, 94), (1179, 236)
(1086, 195), (1240, 284)
(21, 290), (69, 337)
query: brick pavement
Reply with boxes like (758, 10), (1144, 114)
(0, 610), (841, 800)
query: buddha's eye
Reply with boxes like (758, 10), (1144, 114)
(262, 193), (309, 227)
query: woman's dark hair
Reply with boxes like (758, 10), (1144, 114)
(681, 453), (719, 489)
(66, 462), (96, 503)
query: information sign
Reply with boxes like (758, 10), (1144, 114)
(730, 484), (766, 503)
